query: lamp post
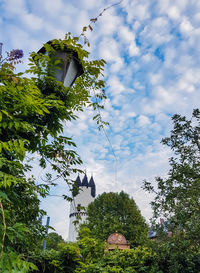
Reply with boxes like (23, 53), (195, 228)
(38, 41), (84, 87)
(38, 42), (84, 245)
(42, 216), (50, 250)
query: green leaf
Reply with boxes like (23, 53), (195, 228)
(0, 191), (9, 201)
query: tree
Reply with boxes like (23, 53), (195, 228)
(0, 34), (107, 271)
(77, 226), (105, 264)
(85, 191), (148, 247)
(45, 232), (65, 250)
(143, 109), (200, 246)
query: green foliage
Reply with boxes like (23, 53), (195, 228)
(27, 227), (200, 273)
(31, 242), (81, 273)
(0, 177), (47, 253)
(76, 246), (156, 273)
(77, 226), (105, 263)
(86, 191), (148, 247)
(0, 33), (107, 270)
(76, 234), (200, 273)
(143, 109), (200, 246)
(151, 238), (200, 273)
(45, 232), (64, 250)
(0, 251), (38, 273)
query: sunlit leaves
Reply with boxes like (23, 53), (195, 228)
(0, 251), (38, 273)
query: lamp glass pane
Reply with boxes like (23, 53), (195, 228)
(55, 65), (64, 82)
(55, 52), (66, 82)
(64, 58), (78, 87)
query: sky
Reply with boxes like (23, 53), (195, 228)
(1, 0), (200, 239)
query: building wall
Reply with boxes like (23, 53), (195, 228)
(68, 186), (95, 242)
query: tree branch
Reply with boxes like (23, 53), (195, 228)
(0, 201), (6, 259)
(80, 0), (124, 44)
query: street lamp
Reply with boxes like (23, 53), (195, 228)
(38, 41), (84, 87)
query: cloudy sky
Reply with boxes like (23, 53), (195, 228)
(1, 0), (200, 239)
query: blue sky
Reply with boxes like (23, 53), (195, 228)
(1, 0), (200, 239)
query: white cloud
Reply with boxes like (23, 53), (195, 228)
(154, 86), (174, 104)
(133, 81), (144, 90)
(167, 6), (180, 20)
(194, 12), (200, 23)
(21, 13), (43, 30)
(137, 115), (151, 127)
(98, 37), (120, 61)
(149, 73), (163, 85)
(108, 76), (125, 95)
(2, 0), (26, 17)
(141, 17), (172, 46)
(164, 47), (176, 67)
(97, 8), (122, 36)
(118, 25), (134, 44)
(76, 0), (102, 10)
(110, 57), (124, 73)
(35, 0), (64, 17)
(179, 17), (194, 35)
(129, 42), (140, 56)
(125, 0), (150, 22)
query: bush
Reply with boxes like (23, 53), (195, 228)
(31, 242), (81, 273)
(77, 246), (156, 273)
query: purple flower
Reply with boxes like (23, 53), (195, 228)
(9, 49), (24, 60)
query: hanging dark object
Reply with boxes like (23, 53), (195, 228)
(38, 41), (84, 87)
